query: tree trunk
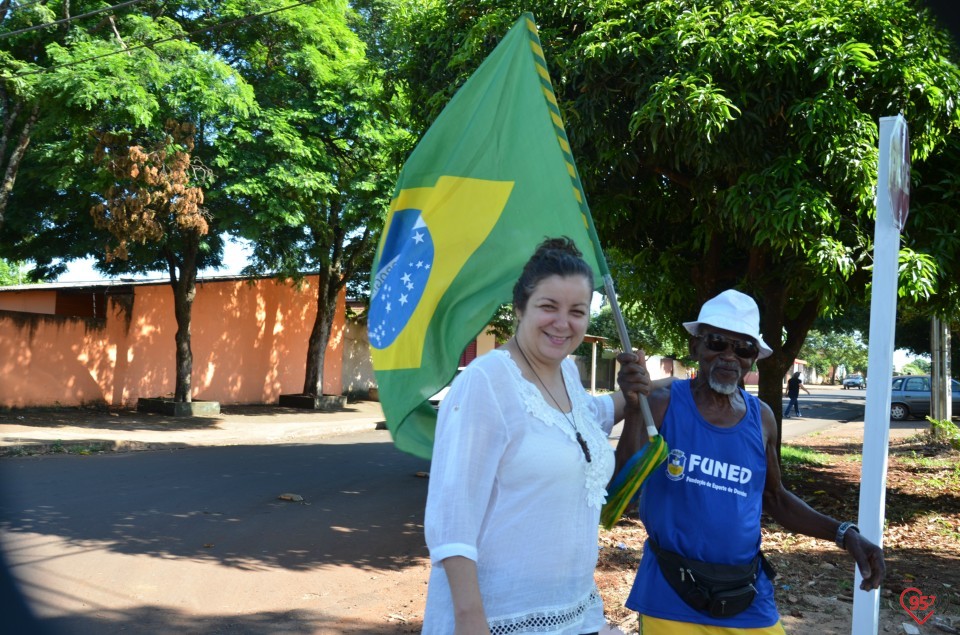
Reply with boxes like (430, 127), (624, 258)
(755, 278), (820, 460)
(168, 242), (199, 402)
(302, 270), (339, 397)
(0, 102), (39, 228)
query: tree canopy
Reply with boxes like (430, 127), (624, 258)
(1, 0), (254, 277)
(392, 0), (960, 423)
(2, 0), (409, 399)
(575, 303), (677, 360)
(798, 329), (869, 382)
(183, 0), (412, 395)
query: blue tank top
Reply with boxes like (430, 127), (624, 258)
(625, 380), (780, 627)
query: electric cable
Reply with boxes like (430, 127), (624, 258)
(3, 0), (321, 77)
(1, 0), (152, 40)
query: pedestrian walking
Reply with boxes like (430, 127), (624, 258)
(783, 371), (810, 418)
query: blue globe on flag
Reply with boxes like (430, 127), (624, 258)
(369, 209), (434, 350)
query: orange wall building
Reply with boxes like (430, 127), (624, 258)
(0, 275), (345, 409)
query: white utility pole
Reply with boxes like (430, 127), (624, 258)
(851, 114), (909, 635)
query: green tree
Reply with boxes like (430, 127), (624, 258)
(0, 0), (44, 227)
(190, 0), (413, 397)
(901, 358), (931, 375)
(481, 303), (515, 345)
(91, 121), (212, 402)
(574, 304), (674, 359)
(1, 0), (253, 272)
(892, 131), (960, 371)
(1, 1), (254, 404)
(1, 1), (247, 236)
(798, 329), (869, 383)
(0, 257), (29, 285)
(394, 0), (960, 439)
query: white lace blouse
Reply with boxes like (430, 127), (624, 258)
(422, 349), (616, 634)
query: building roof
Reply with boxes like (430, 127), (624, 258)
(0, 272), (284, 293)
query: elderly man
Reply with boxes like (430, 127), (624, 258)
(616, 289), (884, 634)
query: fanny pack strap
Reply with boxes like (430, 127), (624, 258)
(647, 536), (776, 583)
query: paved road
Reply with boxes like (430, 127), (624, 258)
(779, 384), (867, 439)
(0, 430), (430, 634)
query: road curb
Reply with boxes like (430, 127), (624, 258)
(0, 439), (192, 457)
(0, 419), (383, 457)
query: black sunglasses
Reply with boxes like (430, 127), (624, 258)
(700, 333), (759, 359)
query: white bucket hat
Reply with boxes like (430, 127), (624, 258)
(682, 289), (773, 359)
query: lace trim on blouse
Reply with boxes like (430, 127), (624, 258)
(487, 589), (603, 634)
(499, 350), (614, 509)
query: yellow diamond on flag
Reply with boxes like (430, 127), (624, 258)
(370, 176), (513, 371)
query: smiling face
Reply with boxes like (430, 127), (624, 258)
(691, 325), (759, 395)
(515, 274), (592, 367)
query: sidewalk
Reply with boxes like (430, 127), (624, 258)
(1, 393), (929, 457)
(0, 400), (388, 456)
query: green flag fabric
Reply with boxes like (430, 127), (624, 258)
(369, 13), (607, 459)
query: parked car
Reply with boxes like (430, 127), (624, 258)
(889, 375), (960, 420)
(428, 367), (466, 409)
(842, 374), (865, 389)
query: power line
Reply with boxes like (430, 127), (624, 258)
(4, 0), (321, 77)
(1, 0), (153, 40)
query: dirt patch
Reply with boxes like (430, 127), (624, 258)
(597, 432), (960, 634)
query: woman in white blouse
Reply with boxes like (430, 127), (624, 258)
(422, 237), (653, 635)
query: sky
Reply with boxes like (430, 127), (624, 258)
(55, 235), (253, 283)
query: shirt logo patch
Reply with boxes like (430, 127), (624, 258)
(666, 449), (687, 481)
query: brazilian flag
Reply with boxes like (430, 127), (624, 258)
(370, 13), (609, 459)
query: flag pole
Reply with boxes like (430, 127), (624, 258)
(529, 11), (666, 525)
(538, 12), (656, 433)
(602, 274), (657, 436)
(597, 270), (668, 528)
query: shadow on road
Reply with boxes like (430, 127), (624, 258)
(1, 441), (431, 634)
(0, 442), (430, 572)
(32, 605), (422, 635)
(0, 406), (225, 432)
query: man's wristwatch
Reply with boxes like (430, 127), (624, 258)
(836, 521), (859, 549)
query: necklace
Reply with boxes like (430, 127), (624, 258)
(513, 339), (592, 463)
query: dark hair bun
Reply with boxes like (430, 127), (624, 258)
(512, 236), (594, 311)
(534, 237), (583, 260)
